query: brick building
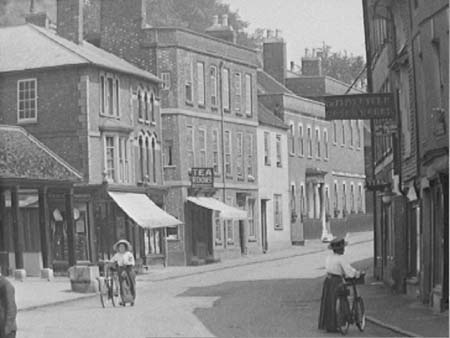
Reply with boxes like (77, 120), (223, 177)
(0, 2), (181, 274)
(97, 1), (260, 264)
(259, 36), (367, 243)
(363, 0), (448, 311)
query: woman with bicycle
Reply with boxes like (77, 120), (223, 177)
(111, 239), (136, 306)
(318, 237), (361, 333)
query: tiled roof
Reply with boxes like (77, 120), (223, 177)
(257, 70), (295, 95)
(0, 125), (82, 182)
(258, 103), (289, 130)
(0, 24), (160, 83)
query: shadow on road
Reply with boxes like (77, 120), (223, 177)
(177, 258), (392, 337)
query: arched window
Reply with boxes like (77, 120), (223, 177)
(138, 90), (143, 120)
(150, 93), (155, 122)
(144, 92), (149, 121)
(151, 137), (156, 183)
(138, 136), (144, 182)
(145, 136), (151, 181)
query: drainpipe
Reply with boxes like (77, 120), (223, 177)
(219, 61), (226, 202)
(362, 0), (378, 279)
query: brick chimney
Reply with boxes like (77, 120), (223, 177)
(301, 49), (322, 76)
(99, 0), (147, 66)
(205, 14), (237, 44)
(57, 0), (83, 44)
(25, 12), (51, 29)
(262, 29), (287, 85)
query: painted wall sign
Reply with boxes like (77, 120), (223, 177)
(324, 93), (395, 120)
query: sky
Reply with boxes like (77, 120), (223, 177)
(225, 0), (366, 63)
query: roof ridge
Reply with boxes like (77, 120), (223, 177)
(27, 24), (92, 65)
(0, 124), (83, 179)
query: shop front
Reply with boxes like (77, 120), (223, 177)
(185, 196), (248, 265)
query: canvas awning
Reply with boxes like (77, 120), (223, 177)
(108, 192), (182, 229)
(186, 197), (247, 219)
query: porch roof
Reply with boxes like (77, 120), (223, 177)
(0, 125), (82, 185)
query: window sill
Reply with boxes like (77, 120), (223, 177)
(247, 177), (255, 183)
(224, 108), (230, 114)
(298, 154), (304, 158)
(215, 241), (223, 246)
(225, 174), (233, 179)
(185, 101), (194, 107)
(307, 156), (313, 160)
(100, 113), (120, 119)
(276, 164), (282, 168)
(274, 226), (284, 231)
(289, 152), (295, 157)
(150, 121), (156, 126)
(138, 118), (145, 124)
(237, 177), (245, 181)
(235, 111), (242, 116)
(17, 119), (37, 125)
(264, 162), (271, 166)
(211, 106), (218, 112)
(163, 165), (176, 169)
(198, 104), (206, 109)
(226, 241), (235, 246)
(248, 237), (257, 243)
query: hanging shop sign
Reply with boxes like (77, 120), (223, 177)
(190, 167), (214, 188)
(324, 93), (395, 120)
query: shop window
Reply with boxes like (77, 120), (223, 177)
(226, 219), (234, 244)
(215, 213), (222, 245)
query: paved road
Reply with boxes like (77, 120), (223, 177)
(18, 241), (397, 337)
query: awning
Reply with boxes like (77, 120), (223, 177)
(108, 192), (182, 229)
(186, 197), (247, 219)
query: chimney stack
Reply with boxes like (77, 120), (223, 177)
(205, 14), (236, 43)
(301, 53), (323, 76)
(57, 0), (83, 44)
(262, 30), (287, 85)
(290, 61), (295, 72)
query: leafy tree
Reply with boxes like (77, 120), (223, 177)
(315, 43), (366, 86)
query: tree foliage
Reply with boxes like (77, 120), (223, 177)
(315, 43), (366, 86)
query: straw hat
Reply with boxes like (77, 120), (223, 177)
(327, 237), (348, 250)
(113, 239), (132, 251)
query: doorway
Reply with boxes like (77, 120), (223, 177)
(261, 199), (268, 253)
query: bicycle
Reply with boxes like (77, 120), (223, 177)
(335, 272), (366, 335)
(98, 261), (121, 308)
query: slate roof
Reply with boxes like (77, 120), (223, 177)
(257, 70), (295, 95)
(0, 125), (82, 182)
(258, 103), (289, 130)
(0, 24), (160, 83)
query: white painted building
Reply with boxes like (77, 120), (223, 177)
(257, 103), (291, 252)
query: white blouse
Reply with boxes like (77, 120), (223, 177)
(111, 251), (135, 267)
(325, 253), (357, 278)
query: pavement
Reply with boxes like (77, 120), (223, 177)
(10, 230), (449, 337)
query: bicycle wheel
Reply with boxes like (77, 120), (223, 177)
(336, 296), (350, 335)
(111, 274), (121, 307)
(98, 278), (107, 308)
(355, 297), (366, 331)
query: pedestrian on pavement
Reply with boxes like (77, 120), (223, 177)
(0, 271), (17, 338)
(111, 239), (136, 306)
(318, 237), (360, 333)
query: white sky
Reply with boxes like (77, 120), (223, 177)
(225, 0), (366, 63)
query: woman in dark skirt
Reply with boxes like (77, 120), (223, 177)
(318, 238), (360, 332)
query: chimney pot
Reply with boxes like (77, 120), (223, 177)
(275, 29), (282, 39)
(267, 29), (273, 38)
(290, 61), (294, 71)
(222, 14), (228, 27)
(212, 15), (219, 26)
(305, 48), (309, 57)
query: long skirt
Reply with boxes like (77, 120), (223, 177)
(118, 266), (136, 303)
(318, 274), (344, 332)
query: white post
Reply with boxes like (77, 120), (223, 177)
(320, 183), (333, 242)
